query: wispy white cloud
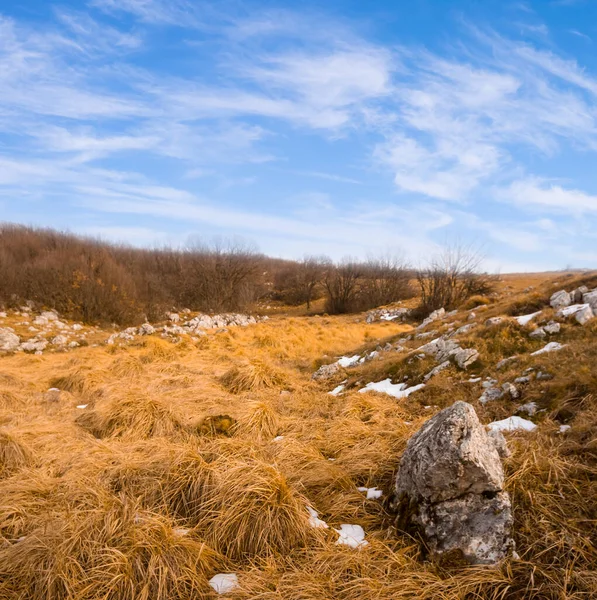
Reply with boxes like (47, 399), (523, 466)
(499, 178), (597, 214)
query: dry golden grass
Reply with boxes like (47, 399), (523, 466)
(0, 285), (595, 599)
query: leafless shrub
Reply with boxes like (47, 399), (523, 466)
(416, 244), (498, 315)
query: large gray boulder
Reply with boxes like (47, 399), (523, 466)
(0, 328), (20, 352)
(550, 290), (571, 309)
(582, 290), (597, 312)
(395, 401), (513, 565)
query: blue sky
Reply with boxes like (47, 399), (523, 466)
(1, 0), (597, 271)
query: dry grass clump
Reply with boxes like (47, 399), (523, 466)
(0, 431), (33, 477)
(0, 492), (221, 600)
(237, 400), (280, 440)
(461, 294), (493, 310)
(202, 458), (314, 560)
(79, 395), (187, 440)
(221, 358), (287, 393)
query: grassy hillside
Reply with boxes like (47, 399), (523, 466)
(0, 272), (595, 599)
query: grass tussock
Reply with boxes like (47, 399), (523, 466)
(0, 493), (221, 600)
(221, 358), (287, 393)
(202, 458), (314, 560)
(238, 400), (280, 440)
(0, 431), (33, 477)
(80, 396), (187, 440)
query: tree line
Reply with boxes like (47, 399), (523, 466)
(0, 224), (495, 325)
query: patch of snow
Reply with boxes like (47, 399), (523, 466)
(173, 527), (190, 537)
(488, 416), (537, 432)
(558, 425), (571, 434)
(515, 311), (542, 326)
(307, 507), (329, 529)
(531, 342), (566, 356)
(209, 574), (239, 594)
(467, 377), (482, 383)
(357, 487), (383, 500)
(272, 435), (284, 442)
(328, 383), (346, 396)
(76, 404), (88, 409)
(335, 524), (369, 549)
(337, 355), (361, 368)
(359, 379), (425, 399)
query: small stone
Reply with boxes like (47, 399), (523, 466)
(485, 317), (504, 327)
(479, 387), (504, 404)
(529, 327), (546, 339)
(312, 362), (341, 381)
(543, 321), (561, 335)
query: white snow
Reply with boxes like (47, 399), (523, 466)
(337, 355), (361, 368)
(307, 506), (329, 529)
(558, 304), (589, 317)
(173, 527), (190, 537)
(380, 314), (399, 321)
(558, 425), (571, 434)
(328, 383), (346, 396)
(467, 377), (482, 383)
(515, 311), (542, 326)
(335, 524), (369, 549)
(531, 342), (566, 356)
(488, 416), (537, 432)
(272, 436), (284, 442)
(357, 487), (383, 500)
(76, 404), (88, 409)
(209, 574), (239, 594)
(359, 379), (425, 399)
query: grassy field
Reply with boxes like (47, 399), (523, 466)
(0, 272), (596, 599)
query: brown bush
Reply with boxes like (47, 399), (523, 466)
(0, 224), (264, 325)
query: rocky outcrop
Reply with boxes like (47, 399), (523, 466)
(0, 328), (20, 352)
(311, 362), (341, 381)
(395, 401), (513, 565)
(418, 337), (479, 370)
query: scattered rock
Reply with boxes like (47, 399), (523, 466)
(479, 387), (504, 405)
(0, 328), (20, 352)
(496, 356), (518, 370)
(582, 290), (597, 311)
(550, 290), (571, 309)
(452, 347), (480, 369)
(531, 342), (566, 356)
(312, 363), (341, 381)
(515, 311), (542, 326)
(529, 327), (546, 339)
(485, 317), (504, 327)
(543, 321), (561, 335)
(395, 402), (513, 565)
(424, 361), (451, 381)
(502, 383), (520, 400)
(517, 402), (538, 416)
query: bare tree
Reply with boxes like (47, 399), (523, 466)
(417, 244), (497, 314)
(323, 258), (363, 314)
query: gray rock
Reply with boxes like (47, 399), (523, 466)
(312, 362), (341, 381)
(485, 317), (504, 327)
(582, 290), (597, 311)
(571, 286), (588, 303)
(424, 360), (451, 381)
(396, 402), (504, 504)
(550, 290), (571, 309)
(395, 402), (513, 565)
(452, 347), (479, 369)
(514, 376), (531, 385)
(487, 429), (511, 459)
(502, 382), (520, 400)
(536, 371), (553, 381)
(139, 322), (156, 335)
(518, 402), (538, 416)
(529, 327), (546, 339)
(543, 321), (561, 335)
(496, 356), (518, 370)
(414, 492), (513, 565)
(575, 305), (594, 325)
(479, 387), (504, 404)
(0, 328), (20, 352)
